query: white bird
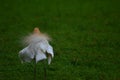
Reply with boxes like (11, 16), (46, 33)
(19, 27), (54, 64)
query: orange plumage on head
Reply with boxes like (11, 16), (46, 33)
(33, 27), (41, 34)
(23, 27), (51, 45)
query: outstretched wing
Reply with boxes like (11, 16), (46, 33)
(19, 47), (34, 63)
(34, 41), (48, 63)
(46, 44), (54, 64)
(35, 49), (47, 63)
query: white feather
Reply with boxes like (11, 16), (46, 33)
(19, 33), (54, 64)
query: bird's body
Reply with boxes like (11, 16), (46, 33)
(19, 28), (54, 64)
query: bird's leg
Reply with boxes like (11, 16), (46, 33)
(34, 58), (37, 80)
(43, 60), (47, 80)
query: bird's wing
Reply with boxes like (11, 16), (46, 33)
(34, 41), (48, 63)
(19, 47), (34, 63)
(47, 55), (52, 65)
(38, 40), (48, 53)
(47, 44), (54, 57)
(35, 49), (47, 63)
(46, 44), (54, 64)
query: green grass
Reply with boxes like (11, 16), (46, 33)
(0, 0), (120, 80)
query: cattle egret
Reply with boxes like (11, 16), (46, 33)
(19, 27), (54, 64)
(18, 27), (54, 80)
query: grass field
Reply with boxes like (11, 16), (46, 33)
(0, 0), (120, 80)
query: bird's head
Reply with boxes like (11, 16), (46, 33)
(33, 27), (41, 34)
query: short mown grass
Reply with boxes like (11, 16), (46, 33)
(0, 0), (120, 80)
